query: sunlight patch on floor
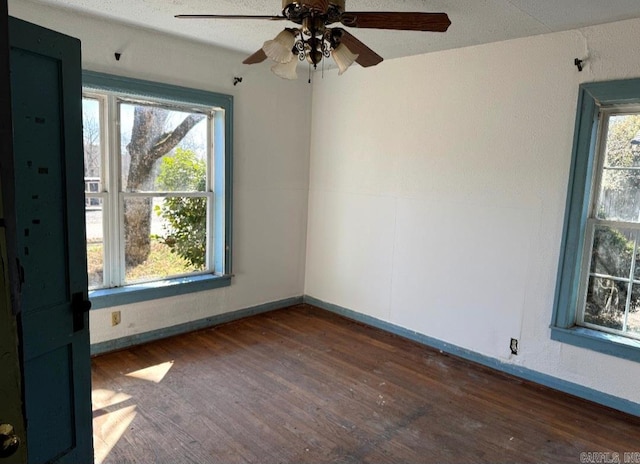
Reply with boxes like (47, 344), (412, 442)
(125, 360), (175, 383)
(92, 403), (137, 464)
(92, 388), (132, 410)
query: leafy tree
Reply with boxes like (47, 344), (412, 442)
(124, 107), (204, 266)
(154, 148), (207, 269)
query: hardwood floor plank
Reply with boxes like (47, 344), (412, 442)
(92, 304), (640, 463)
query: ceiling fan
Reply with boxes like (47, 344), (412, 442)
(176, 0), (451, 80)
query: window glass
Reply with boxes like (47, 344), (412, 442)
(579, 112), (640, 340)
(123, 197), (204, 284)
(596, 114), (640, 223)
(83, 97), (105, 289)
(119, 102), (208, 193)
(86, 207), (104, 290)
(83, 97), (101, 178)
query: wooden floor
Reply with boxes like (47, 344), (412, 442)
(92, 305), (640, 464)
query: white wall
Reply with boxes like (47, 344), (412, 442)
(8, 0), (312, 345)
(306, 18), (640, 403)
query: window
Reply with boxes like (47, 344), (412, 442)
(579, 110), (640, 338)
(82, 72), (233, 308)
(552, 78), (640, 361)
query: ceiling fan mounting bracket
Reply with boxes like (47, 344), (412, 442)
(282, 1), (345, 26)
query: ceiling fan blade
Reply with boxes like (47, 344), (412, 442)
(300, 0), (329, 13)
(334, 29), (383, 68)
(175, 14), (286, 21)
(243, 48), (268, 65)
(340, 12), (451, 32)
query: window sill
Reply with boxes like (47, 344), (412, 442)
(551, 326), (640, 362)
(89, 274), (232, 310)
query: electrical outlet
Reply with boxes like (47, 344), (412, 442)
(510, 338), (519, 355)
(111, 311), (121, 327)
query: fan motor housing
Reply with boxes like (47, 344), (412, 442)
(282, 0), (345, 14)
(282, 1), (346, 13)
(283, 1), (345, 26)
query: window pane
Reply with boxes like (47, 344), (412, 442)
(119, 102), (207, 193)
(83, 97), (104, 290)
(602, 114), (640, 168)
(589, 226), (634, 278)
(82, 98), (101, 178)
(86, 207), (104, 289)
(584, 276), (627, 330)
(124, 196), (206, 284)
(628, 285), (640, 335)
(596, 114), (640, 222)
(596, 169), (640, 222)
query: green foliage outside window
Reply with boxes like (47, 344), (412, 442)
(154, 148), (207, 269)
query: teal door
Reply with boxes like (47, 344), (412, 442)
(8, 17), (93, 464)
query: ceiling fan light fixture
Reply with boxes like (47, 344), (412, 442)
(179, 2), (452, 79)
(331, 43), (358, 75)
(263, 29), (297, 63)
(271, 56), (299, 80)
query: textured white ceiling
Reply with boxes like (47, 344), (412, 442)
(20, 0), (640, 62)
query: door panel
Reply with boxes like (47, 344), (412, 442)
(23, 347), (74, 463)
(11, 50), (69, 312)
(9, 17), (92, 464)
